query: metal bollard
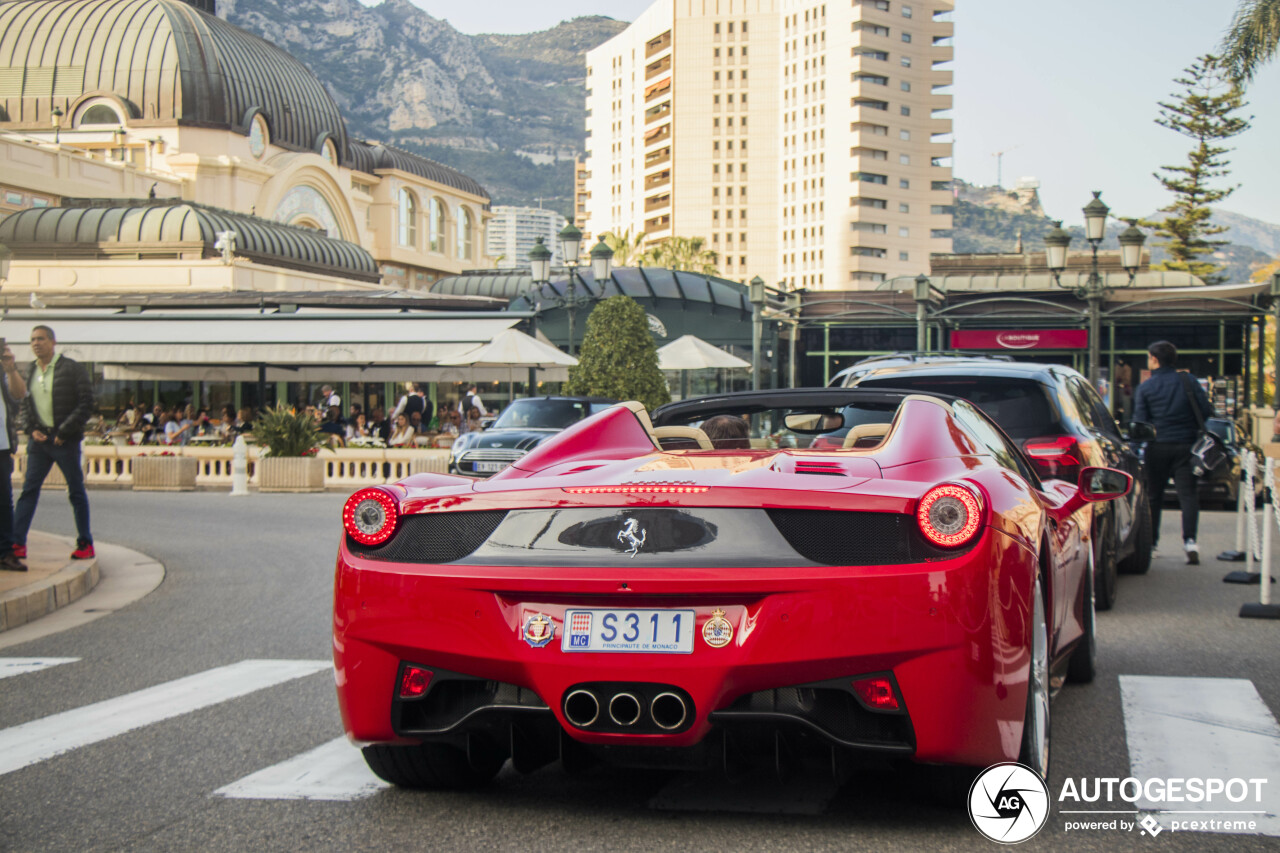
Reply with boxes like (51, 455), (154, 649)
(230, 435), (249, 496)
(1218, 448), (1251, 561)
(1240, 457), (1279, 618)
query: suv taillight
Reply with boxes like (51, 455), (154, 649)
(1023, 435), (1082, 481)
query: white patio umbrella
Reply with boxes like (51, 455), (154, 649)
(656, 334), (750, 398)
(438, 328), (579, 402)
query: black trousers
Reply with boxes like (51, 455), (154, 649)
(1145, 441), (1198, 545)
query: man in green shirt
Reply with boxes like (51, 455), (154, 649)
(14, 325), (96, 560)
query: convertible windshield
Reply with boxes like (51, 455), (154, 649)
(492, 399), (609, 430)
(666, 399), (903, 449)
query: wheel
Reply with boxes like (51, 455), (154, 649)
(1117, 498), (1153, 575)
(361, 740), (504, 789)
(1067, 549), (1097, 684)
(1092, 514), (1118, 611)
(1018, 574), (1050, 780)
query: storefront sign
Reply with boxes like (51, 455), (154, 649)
(950, 329), (1088, 350)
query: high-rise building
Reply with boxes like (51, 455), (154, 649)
(485, 206), (566, 267)
(583, 0), (954, 290)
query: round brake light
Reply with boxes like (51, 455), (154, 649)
(343, 488), (399, 546)
(916, 483), (983, 548)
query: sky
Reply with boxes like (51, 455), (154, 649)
(383, 0), (1279, 228)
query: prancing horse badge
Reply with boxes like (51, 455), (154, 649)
(617, 518), (646, 558)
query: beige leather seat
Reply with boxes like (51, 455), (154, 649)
(842, 423), (892, 449)
(651, 425), (715, 450)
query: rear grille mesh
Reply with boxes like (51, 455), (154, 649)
(351, 510), (508, 563)
(766, 509), (968, 565)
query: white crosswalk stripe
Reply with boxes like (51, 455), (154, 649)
(214, 736), (388, 801)
(0, 658), (79, 680)
(0, 659), (330, 777)
(1121, 675), (1280, 837)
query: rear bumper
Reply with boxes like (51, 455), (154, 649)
(333, 528), (1037, 769)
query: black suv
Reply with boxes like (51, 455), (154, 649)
(833, 357), (1154, 610)
(448, 396), (617, 477)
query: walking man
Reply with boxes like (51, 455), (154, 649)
(0, 341), (29, 571)
(1132, 340), (1211, 564)
(13, 325), (96, 560)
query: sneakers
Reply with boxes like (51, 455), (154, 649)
(71, 541), (95, 560)
(0, 553), (26, 572)
(1184, 539), (1200, 565)
(12, 544), (26, 559)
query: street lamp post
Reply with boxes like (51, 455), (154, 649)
(525, 236), (553, 391)
(51, 106), (63, 144)
(558, 222), (585, 355)
(749, 276), (765, 391)
(1043, 192), (1146, 390)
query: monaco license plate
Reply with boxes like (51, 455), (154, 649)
(562, 609), (695, 653)
(474, 461), (509, 473)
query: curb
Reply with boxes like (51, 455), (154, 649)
(0, 536), (100, 633)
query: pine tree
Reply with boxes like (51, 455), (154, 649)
(565, 296), (671, 411)
(1144, 55), (1251, 284)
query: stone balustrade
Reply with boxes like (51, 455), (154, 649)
(11, 444), (452, 492)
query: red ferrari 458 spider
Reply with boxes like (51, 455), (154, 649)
(333, 388), (1130, 795)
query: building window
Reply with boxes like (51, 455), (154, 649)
(900, 129), (911, 140)
(899, 203), (910, 213)
(899, 251), (910, 260)
(900, 105), (911, 116)
(900, 81), (911, 92)
(899, 178), (910, 188)
(899, 154), (910, 164)
(852, 247), (887, 258)
(901, 56), (912, 67)
(79, 103), (123, 126)
(898, 226), (910, 237)
(901, 32), (912, 43)
(855, 172), (888, 185)
(398, 189), (418, 248)
(429, 198), (445, 252)
(902, 5), (913, 17)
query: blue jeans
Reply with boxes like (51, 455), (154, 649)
(14, 439), (92, 546)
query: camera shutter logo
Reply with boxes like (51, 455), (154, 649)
(968, 762), (1050, 844)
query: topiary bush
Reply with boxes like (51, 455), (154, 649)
(566, 295), (671, 411)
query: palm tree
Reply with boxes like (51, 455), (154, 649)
(1220, 0), (1280, 83)
(641, 236), (720, 275)
(601, 227), (647, 266)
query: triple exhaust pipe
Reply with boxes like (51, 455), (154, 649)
(564, 687), (690, 732)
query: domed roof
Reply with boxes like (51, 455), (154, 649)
(0, 0), (349, 162)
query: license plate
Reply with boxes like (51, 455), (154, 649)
(474, 461), (509, 473)
(562, 609), (695, 653)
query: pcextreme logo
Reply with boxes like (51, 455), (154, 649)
(968, 763), (1050, 844)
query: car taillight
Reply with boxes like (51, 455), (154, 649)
(916, 483), (983, 548)
(851, 676), (901, 711)
(343, 488), (399, 546)
(1023, 434), (1083, 481)
(399, 665), (433, 699)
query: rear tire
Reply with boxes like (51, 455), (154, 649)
(1118, 498), (1153, 575)
(1067, 550), (1097, 684)
(1018, 575), (1050, 780)
(1093, 515), (1118, 611)
(362, 741), (505, 789)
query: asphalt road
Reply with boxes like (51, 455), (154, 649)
(0, 491), (1277, 853)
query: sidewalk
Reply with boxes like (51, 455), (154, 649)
(0, 532), (100, 632)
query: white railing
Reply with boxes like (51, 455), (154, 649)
(12, 444), (451, 492)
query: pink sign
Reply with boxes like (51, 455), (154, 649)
(950, 329), (1088, 350)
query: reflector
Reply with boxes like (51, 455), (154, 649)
(852, 676), (900, 711)
(399, 666), (433, 699)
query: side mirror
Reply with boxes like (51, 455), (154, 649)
(1079, 466), (1132, 502)
(1127, 421), (1157, 442)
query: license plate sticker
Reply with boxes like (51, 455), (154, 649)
(474, 461), (508, 473)
(562, 609), (696, 653)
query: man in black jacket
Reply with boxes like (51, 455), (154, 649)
(1132, 340), (1212, 564)
(13, 325), (96, 560)
(0, 342), (30, 571)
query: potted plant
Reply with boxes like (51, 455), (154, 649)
(253, 405), (326, 492)
(131, 449), (199, 491)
